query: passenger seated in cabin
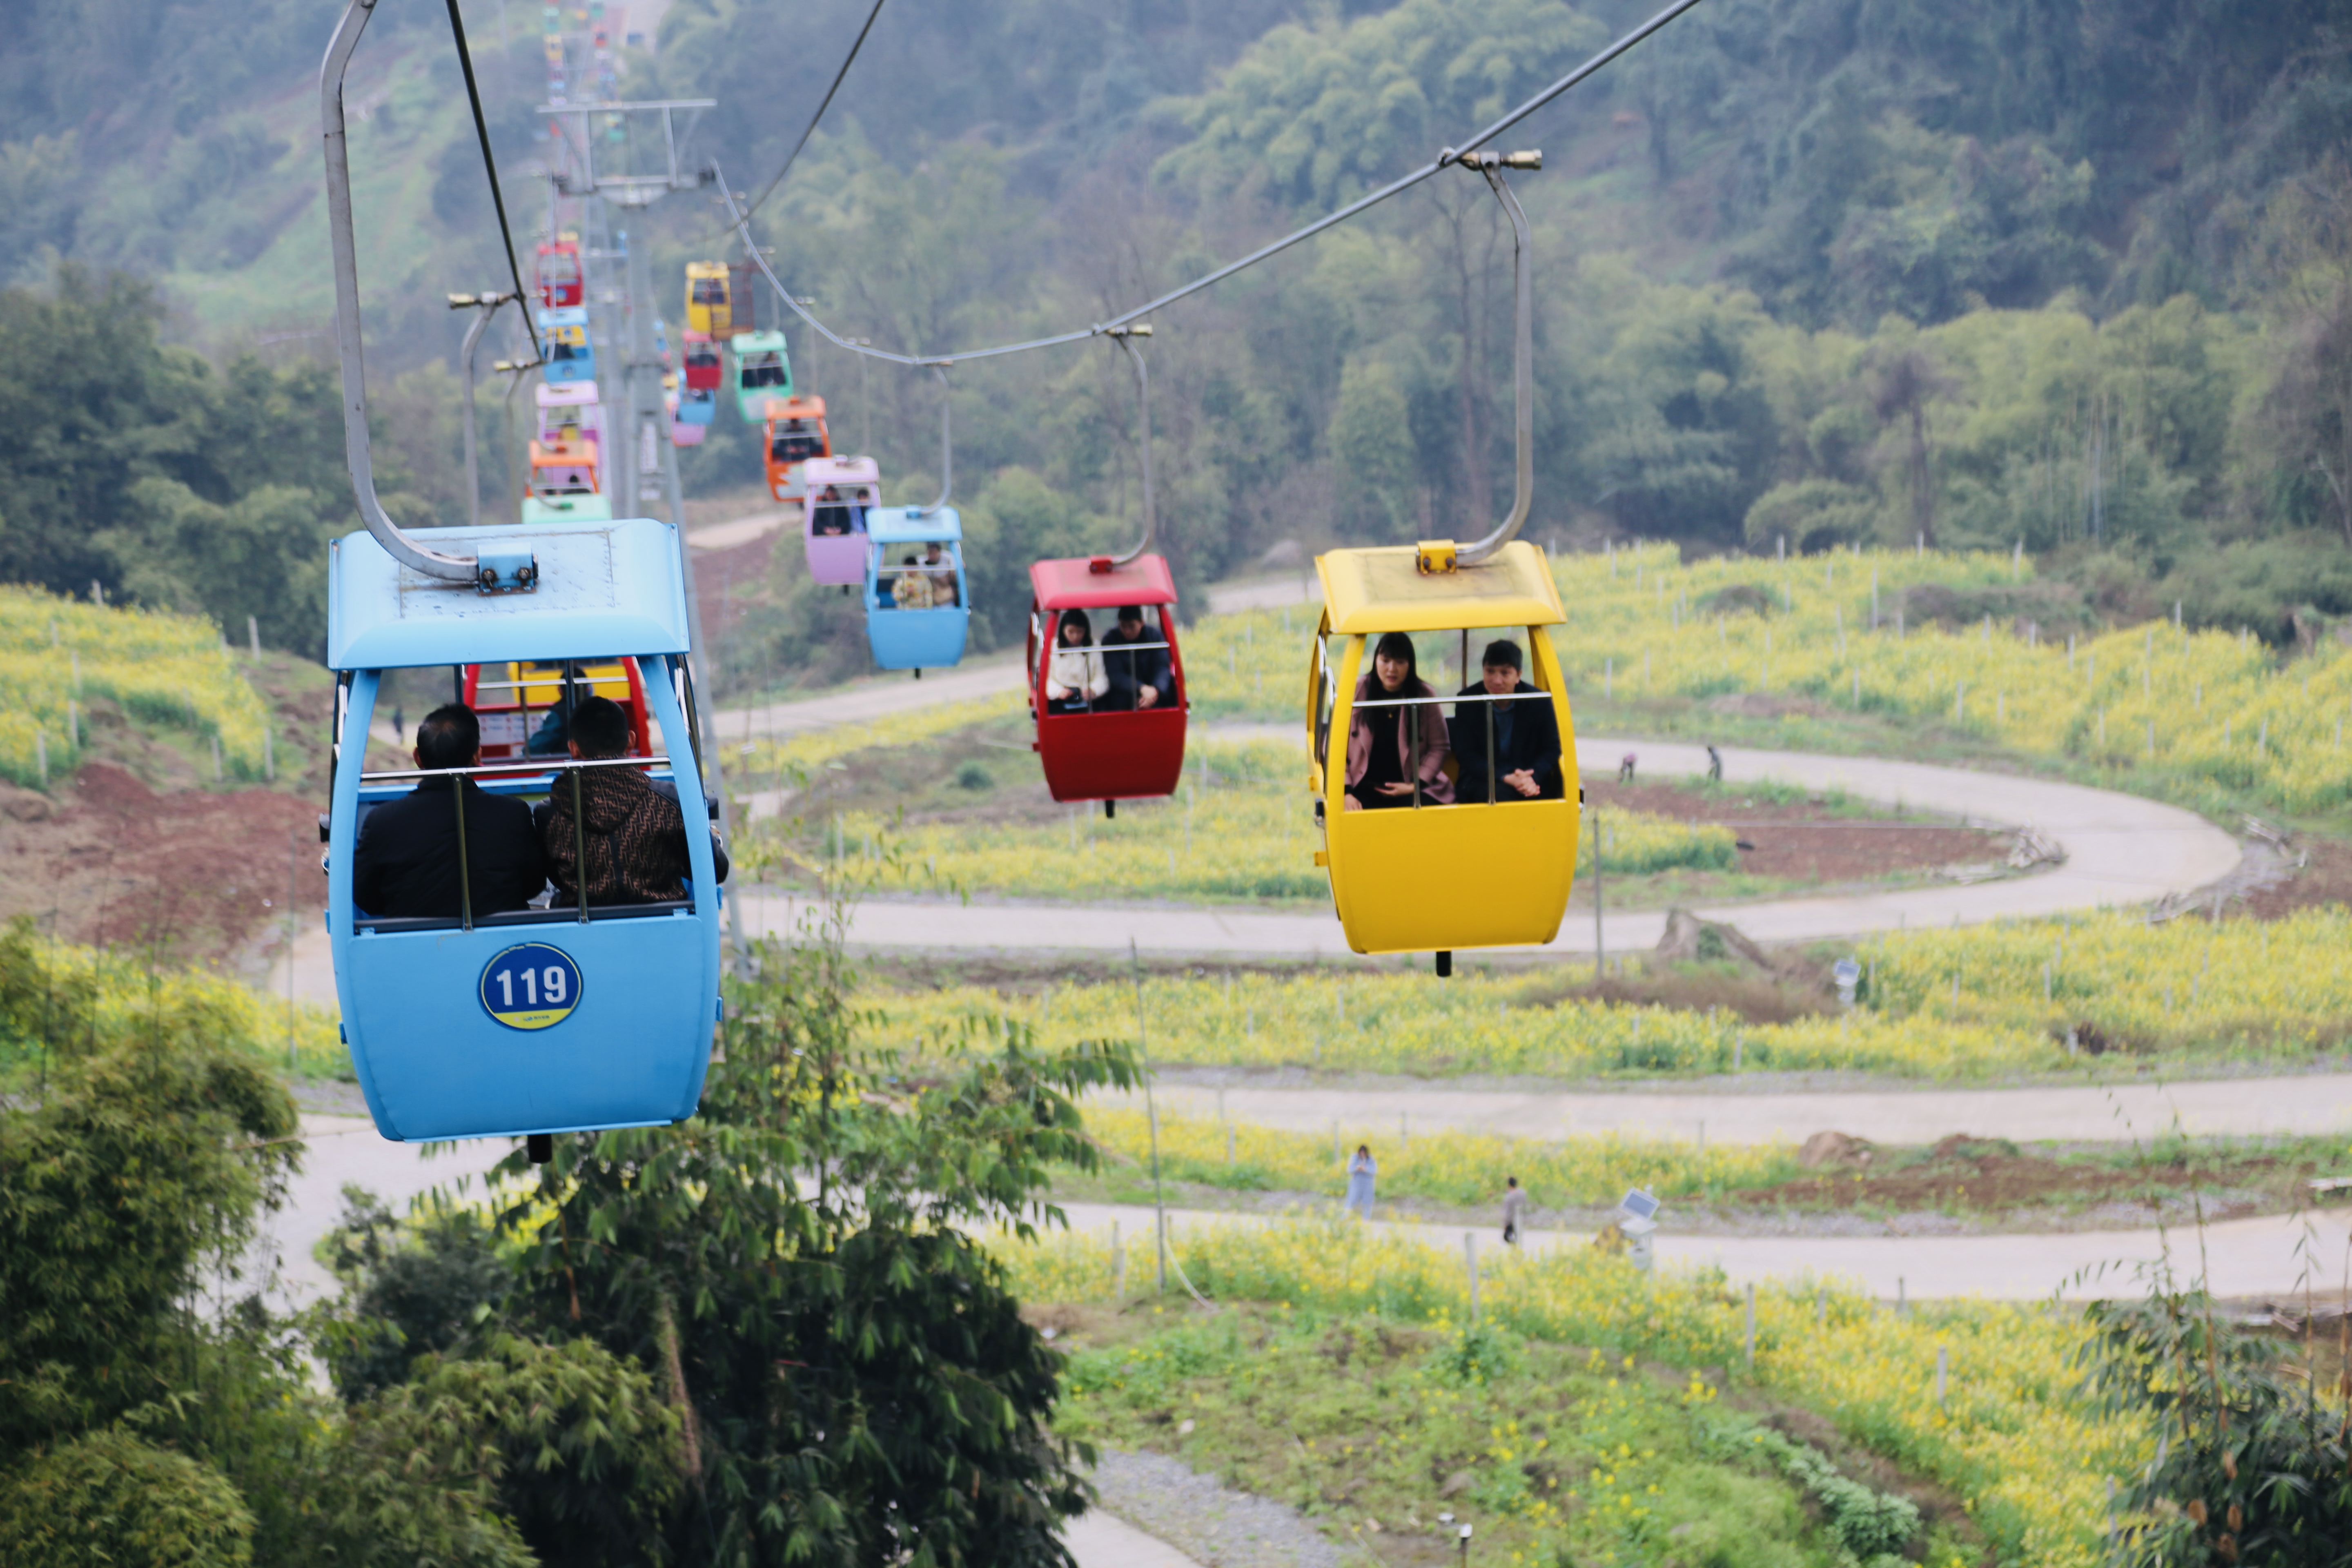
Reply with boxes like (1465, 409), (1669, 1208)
(1451, 639), (1564, 804)
(523, 664), (583, 756)
(1044, 611), (1107, 713)
(1343, 630), (1451, 811)
(891, 555), (934, 610)
(352, 704), (550, 918)
(1100, 605), (1173, 712)
(921, 541), (959, 606)
(535, 696), (729, 905)
(810, 486), (856, 536)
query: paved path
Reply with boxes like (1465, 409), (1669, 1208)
(1065, 1512), (1203, 1568)
(730, 733), (2240, 960)
(1058, 1199), (2350, 1304)
(261, 1118), (2343, 1308)
(1099, 1072), (2352, 1147)
(689, 506), (798, 552)
(710, 655), (1025, 747)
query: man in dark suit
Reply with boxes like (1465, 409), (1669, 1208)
(1452, 639), (1564, 804)
(1099, 605), (1174, 712)
(352, 704), (549, 918)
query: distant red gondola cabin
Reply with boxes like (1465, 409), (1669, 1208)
(1027, 553), (1187, 807)
(535, 240), (583, 308)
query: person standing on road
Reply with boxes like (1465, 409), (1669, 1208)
(1345, 1144), (1377, 1219)
(1502, 1175), (1528, 1246)
(1706, 744), (1722, 783)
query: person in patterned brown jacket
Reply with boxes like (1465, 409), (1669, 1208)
(536, 695), (728, 905)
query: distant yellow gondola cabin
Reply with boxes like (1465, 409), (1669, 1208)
(1305, 539), (1578, 968)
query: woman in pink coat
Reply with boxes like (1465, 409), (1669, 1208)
(1344, 630), (1452, 810)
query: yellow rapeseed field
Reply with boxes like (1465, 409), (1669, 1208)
(1084, 1105), (1798, 1203)
(1548, 541), (2352, 812)
(1861, 904), (2352, 1056)
(1001, 1216), (2143, 1567)
(0, 584), (270, 788)
(868, 903), (2352, 1080)
(873, 968), (2049, 1082)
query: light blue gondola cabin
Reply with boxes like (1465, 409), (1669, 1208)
(864, 505), (968, 673)
(323, 516), (721, 1144)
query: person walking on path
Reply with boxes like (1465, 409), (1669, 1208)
(1706, 743), (1722, 783)
(1345, 1145), (1377, 1219)
(1502, 1175), (1528, 1247)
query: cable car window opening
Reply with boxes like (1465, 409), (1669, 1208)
(742, 354), (788, 388)
(352, 753), (698, 934)
(771, 424), (823, 463)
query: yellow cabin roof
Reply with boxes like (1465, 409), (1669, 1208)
(1316, 541), (1564, 633)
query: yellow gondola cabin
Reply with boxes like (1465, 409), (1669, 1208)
(1305, 539), (1578, 969)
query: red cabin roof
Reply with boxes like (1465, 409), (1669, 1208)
(1030, 553), (1177, 611)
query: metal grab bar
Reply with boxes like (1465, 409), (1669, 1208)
(361, 754), (674, 784)
(1444, 690), (1550, 705)
(470, 675), (624, 693)
(1350, 690), (1550, 710)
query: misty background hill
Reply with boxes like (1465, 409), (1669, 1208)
(2, 0), (2350, 686)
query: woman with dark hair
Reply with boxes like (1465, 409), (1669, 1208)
(1343, 630), (1451, 809)
(1043, 610), (1108, 713)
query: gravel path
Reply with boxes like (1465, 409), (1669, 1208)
(1091, 1449), (1346, 1568)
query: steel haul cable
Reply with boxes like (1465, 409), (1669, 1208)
(716, 0), (1708, 369)
(444, 0), (542, 366)
(720, 0), (891, 238)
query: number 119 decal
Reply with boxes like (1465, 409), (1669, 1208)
(479, 942), (584, 1031)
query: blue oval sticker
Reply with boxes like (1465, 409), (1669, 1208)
(479, 942), (583, 1031)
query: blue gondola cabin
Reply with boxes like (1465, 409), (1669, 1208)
(323, 516), (722, 1143)
(864, 506), (968, 673)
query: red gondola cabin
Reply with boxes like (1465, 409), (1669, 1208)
(535, 240), (584, 308)
(682, 331), (722, 392)
(1026, 553), (1187, 807)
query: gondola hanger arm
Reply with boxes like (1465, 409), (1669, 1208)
(1102, 326), (1154, 570)
(320, 0), (500, 587)
(1440, 151), (1539, 572)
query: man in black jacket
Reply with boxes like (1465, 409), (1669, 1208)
(1099, 605), (1173, 712)
(1452, 639), (1564, 804)
(352, 704), (549, 918)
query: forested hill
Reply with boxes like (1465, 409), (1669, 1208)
(1, 0), (2350, 677)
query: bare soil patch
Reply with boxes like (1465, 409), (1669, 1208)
(0, 650), (381, 968)
(1731, 1132), (2321, 1221)
(0, 764), (326, 965)
(2240, 837), (2352, 920)
(1582, 773), (2013, 886)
